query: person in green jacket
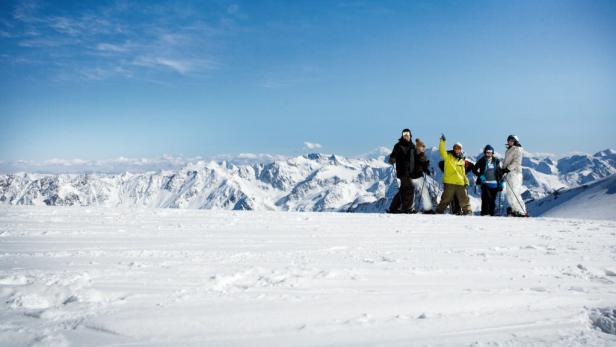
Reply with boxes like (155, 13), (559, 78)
(435, 134), (472, 215)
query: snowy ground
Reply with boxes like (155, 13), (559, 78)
(1, 206), (616, 346)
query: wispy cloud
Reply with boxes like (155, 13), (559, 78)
(77, 66), (133, 81)
(96, 42), (128, 53)
(18, 37), (80, 47)
(133, 56), (192, 74)
(133, 56), (218, 75)
(1, 0), (232, 82)
(304, 142), (323, 150)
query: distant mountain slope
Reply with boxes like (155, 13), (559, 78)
(527, 174), (616, 220)
(1, 149), (614, 213)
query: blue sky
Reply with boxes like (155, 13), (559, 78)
(1, 0), (615, 161)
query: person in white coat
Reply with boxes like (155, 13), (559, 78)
(502, 135), (527, 217)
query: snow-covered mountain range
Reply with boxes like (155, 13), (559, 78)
(1, 148), (615, 215)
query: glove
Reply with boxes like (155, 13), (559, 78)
(440, 133), (446, 141)
(502, 168), (510, 174)
(388, 156), (396, 165)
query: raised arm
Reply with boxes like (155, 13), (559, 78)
(439, 134), (447, 160)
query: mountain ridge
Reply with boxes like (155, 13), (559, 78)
(1, 148), (614, 215)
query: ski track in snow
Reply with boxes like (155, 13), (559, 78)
(0, 206), (615, 346)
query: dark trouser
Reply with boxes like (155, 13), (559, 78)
(436, 184), (471, 214)
(450, 198), (461, 215)
(389, 177), (415, 212)
(481, 186), (499, 216)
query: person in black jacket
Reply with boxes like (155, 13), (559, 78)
(387, 129), (419, 213)
(472, 144), (504, 216)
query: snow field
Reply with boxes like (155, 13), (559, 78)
(0, 206), (615, 346)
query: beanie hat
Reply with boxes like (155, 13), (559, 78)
(453, 142), (463, 150)
(484, 144), (494, 152)
(401, 128), (411, 136)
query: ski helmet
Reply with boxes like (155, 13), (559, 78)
(402, 129), (411, 136)
(507, 135), (519, 143)
(453, 142), (463, 150)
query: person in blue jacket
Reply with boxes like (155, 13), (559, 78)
(472, 145), (504, 216)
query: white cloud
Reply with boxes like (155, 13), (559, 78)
(78, 66), (132, 80)
(238, 153), (258, 159)
(304, 142), (323, 150)
(0, 154), (292, 174)
(3, 1), (226, 81)
(132, 56), (185, 74)
(151, 57), (191, 74)
(96, 42), (128, 52)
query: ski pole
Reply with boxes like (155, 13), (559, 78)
(504, 174), (528, 216)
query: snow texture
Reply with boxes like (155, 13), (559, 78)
(1, 206), (616, 346)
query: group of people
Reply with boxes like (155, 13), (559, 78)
(387, 129), (527, 217)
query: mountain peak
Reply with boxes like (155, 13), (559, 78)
(594, 149), (616, 157)
(305, 153), (324, 161)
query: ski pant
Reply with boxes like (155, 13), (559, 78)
(505, 171), (526, 215)
(450, 198), (461, 215)
(412, 176), (433, 212)
(389, 177), (415, 212)
(436, 184), (472, 214)
(480, 185), (499, 216)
